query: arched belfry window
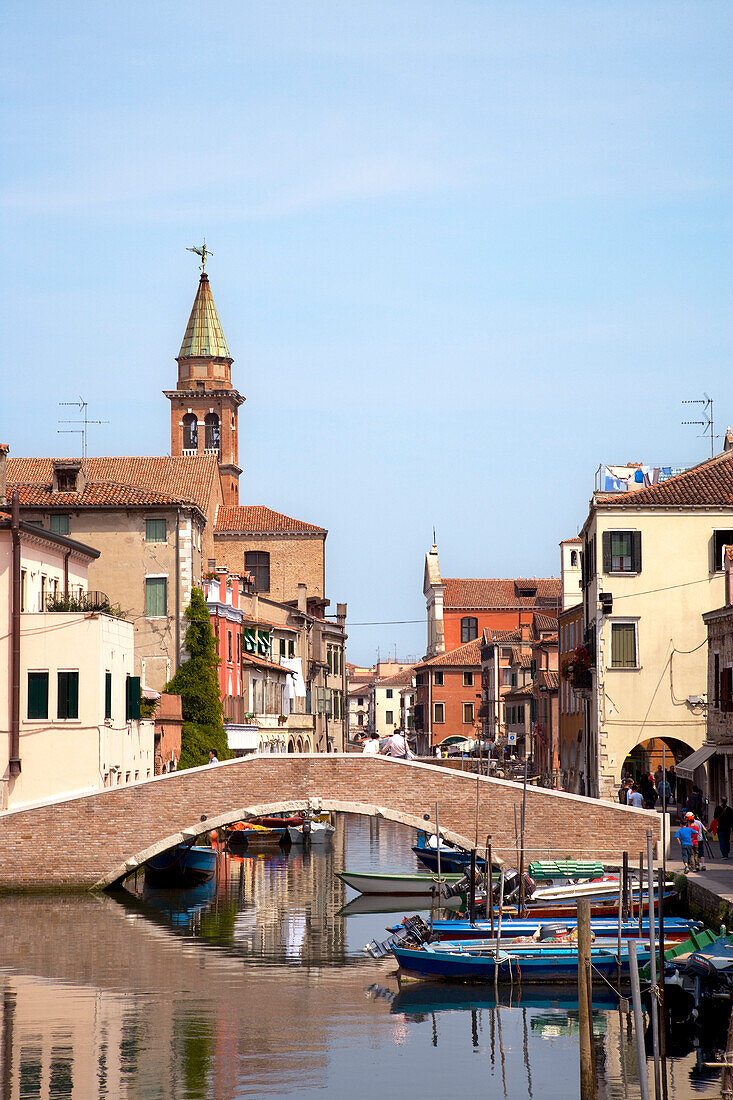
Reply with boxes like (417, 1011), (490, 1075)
(245, 551), (270, 593)
(204, 412), (220, 453)
(570, 549), (578, 567)
(461, 616), (478, 643)
(182, 413), (198, 452)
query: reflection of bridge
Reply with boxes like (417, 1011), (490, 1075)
(0, 755), (661, 889)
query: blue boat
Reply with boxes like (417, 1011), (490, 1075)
(413, 846), (487, 874)
(388, 916), (702, 942)
(144, 845), (217, 888)
(392, 939), (650, 983)
(391, 981), (620, 1015)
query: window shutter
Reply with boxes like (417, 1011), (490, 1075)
(126, 675), (141, 721)
(28, 672), (49, 719)
(602, 532), (612, 574)
(105, 672), (112, 720)
(57, 672), (68, 719)
(68, 672), (78, 719)
(632, 531), (642, 573)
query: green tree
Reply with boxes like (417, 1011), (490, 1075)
(165, 586), (230, 768)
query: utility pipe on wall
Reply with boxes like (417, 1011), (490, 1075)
(10, 491), (21, 775)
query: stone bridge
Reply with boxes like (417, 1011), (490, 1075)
(0, 755), (661, 890)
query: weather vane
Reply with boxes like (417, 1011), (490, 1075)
(186, 240), (212, 271)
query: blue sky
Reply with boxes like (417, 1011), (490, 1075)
(2, 2), (731, 664)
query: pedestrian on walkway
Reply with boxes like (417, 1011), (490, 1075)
(381, 729), (414, 759)
(713, 797), (733, 859)
(686, 811), (707, 870)
(628, 785), (644, 809)
(674, 820), (695, 874)
(361, 732), (380, 755)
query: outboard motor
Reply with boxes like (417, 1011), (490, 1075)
(498, 869), (522, 903)
(537, 923), (569, 941)
(444, 869), (484, 900)
(684, 953), (717, 980)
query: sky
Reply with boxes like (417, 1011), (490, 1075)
(2, 1), (731, 665)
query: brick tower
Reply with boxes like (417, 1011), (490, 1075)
(164, 268), (245, 505)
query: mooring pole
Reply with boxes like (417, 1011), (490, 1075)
(647, 830), (661, 1100)
(487, 837), (495, 940)
(577, 897), (596, 1099)
(469, 848), (477, 924)
(638, 851), (644, 935)
(622, 851), (629, 921)
(628, 938), (651, 1100)
(658, 864), (668, 1100)
(494, 868), (505, 988)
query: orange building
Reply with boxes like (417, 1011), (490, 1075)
(413, 638), (483, 750)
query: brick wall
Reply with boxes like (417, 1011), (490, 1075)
(213, 532), (325, 602)
(0, 755), (660, 889)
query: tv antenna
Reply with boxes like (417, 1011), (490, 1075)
(58, 397), (108, 476)
(682, 393), (715, 458)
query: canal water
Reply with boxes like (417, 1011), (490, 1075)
(0, 814), (729, 1098)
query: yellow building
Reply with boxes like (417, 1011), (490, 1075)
(579, 449), (733, 798)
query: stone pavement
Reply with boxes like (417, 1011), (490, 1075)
(666, 837), (733, 924)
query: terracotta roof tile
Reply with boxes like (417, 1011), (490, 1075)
(416, 638), (482, 669)
(443, 577), (561, 610)
(505, 682), (534, 698)
(377, 668), (415, 687)
(10, 482), (192, 509)
(535, 670), (559, 691)
(242, 653), (290, 674)
(597, 450), (733, 509)
(215, 505), (326, 533)
(7, 456), (219, 514)
(533, 612), (559, 632)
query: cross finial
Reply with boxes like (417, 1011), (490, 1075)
(187, 240), (212, 272)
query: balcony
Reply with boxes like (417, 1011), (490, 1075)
(571, 667), (593, 696)
(45, 591), (118, 614)
(182, 448), (198, 456)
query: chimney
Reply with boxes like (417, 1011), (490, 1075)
(725, 427), (733, 453)
(0, 444), (8, 506)
(726, 546), (733, 606)
(336, 602), (347, 627)
(298, 583), (307, 613)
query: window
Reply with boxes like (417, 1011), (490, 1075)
(56, 470), (77, 492)
(125, 675), (141, 721)
(204, 412), (220, 452)
(105, 671), (112, 720)
(433, 671), (444, 686)
(715, 652), (720, 709)
(722, 668), (733, 713)
(57, 671), (79, 719)
(40, 574), (46, 611)
(433, 702), (445, 723)
(228, 632), (233, 662)
(237, 633), (241, 661)
(461, 616), (478, 642)
(501, 668), (512, 685)
(145, 577), (167, 617)
(27, 672), (49, 719)
(280, 639), (286, 658)
(610, 622), (638, 668)
(386, 688), (393, 699)
(570, 549), (578, 567)
(50, 514), (70, 536)
(358, 713), (364, 727)
(463, 672), (473, 687)
(288, 639), (295, 658)
(385, 710), (394, 724)
(146, 519), (166, 543)
(463, 703), (474, 724)
(713, 530), (733, 572)
(183, 413), (198, 450)
(245, 551), (270, 593)
(511, 671), (517, 687)
(602, 530), (641, 574)
(21, 569), (27, 611)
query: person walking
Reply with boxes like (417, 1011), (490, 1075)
(362, 732), (380, 755)
(713, 797), (733, 859)
(674, 820), (695, 874)
(628, 785), (644, 809)
(382, 729), (414, 759)
(208, 750), (219, 765)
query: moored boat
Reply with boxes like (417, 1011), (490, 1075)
(388, 915), (702, 942)
(338, 870), (465, 897)
(144, 845), (217, 888)
(289, 820), (335, 845)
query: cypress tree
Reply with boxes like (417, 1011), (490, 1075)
(165, 586), (230, 768)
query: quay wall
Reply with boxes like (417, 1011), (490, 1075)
(0, 754), (661, 889)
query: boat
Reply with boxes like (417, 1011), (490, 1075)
(225, 822), (289, 850)
(288, 820), (335, 845)
(251, 814), (306, 828)
(387, 915), (702, 942)
(337, 870), (466, 897)
(413, 847), (487, 874)
(392, 938), (651, 984)
(144, 844), (217, 888)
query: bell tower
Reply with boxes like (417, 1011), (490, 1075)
(164, 251), (244, 505)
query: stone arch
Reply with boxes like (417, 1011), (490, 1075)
(204, 411), (220, 452)
(287, 739), (295, 753)
(182, 413), (198, 451)
(620, 736), (697, 784)
(296, 738), (304, 752)
(97, 800), (478, 890)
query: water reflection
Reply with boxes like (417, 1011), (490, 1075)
(0, 814), (728, 1099)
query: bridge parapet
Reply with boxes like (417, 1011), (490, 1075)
(0, 755), (660, 890)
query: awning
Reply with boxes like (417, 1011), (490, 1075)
(676, 743), (718, 780)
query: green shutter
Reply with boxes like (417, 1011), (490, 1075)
(126, 675), (141, 721)
(28, 672), (49, 719)
(602, 532), (612, 574)
(67, 672), (78, 719)
(57, 671), (78, 719)
(145, 578), (167, 617)
(146, 519), (166, 543)
(50, 514), (69, 536)
(631, 531), (642, 574)
(105, 672), (112, 720)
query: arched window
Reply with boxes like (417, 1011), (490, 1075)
(461, 616), (478, 643)
(182, 413), (198, 451)
(245, 551), (270, 593)
(204, 412), (220, 453)
(570, 549), (578, 567)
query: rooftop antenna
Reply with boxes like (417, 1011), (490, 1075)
(58, 397), (108, 477)
(186, 240), (212, 272)
(432, 526), (437, 550)
(682, 393), (715, 458)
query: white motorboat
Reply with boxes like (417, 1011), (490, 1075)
(288, 821), (335, 845)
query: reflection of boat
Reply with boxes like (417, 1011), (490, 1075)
(144, 845), (217, 888)
(393, 939), (651, 983)
(337, 870), (464, 896)
(391, 981), (619, 1016)
(289, 821), (335, 845)
(141, 880), (217, 925)
(338, 894), (461, 917)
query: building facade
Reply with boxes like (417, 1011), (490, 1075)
(413, 639), (482, 750)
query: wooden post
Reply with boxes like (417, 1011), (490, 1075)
(577, 897), (596, 1099)
(647, 831), (661, 1100)
(487, 838), (495, 940)
(722, 1002), (733, 1100)
(622, 851), (629, 920)
(628, 938), (651, 1100)
(469, 848), (477, 924)
(638, 851), (644, 934)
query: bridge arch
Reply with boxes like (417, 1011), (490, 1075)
(0, 754), (661, 891)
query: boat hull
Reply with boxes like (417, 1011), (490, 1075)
(144, 845), (217, 888)
(389, 917), (700, 941)
(338, 870), (463, 897)
(288, 822), (335, 845)
(393, 942), (649, 983)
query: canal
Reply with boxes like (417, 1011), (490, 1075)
(0, 814), (728, 1098)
